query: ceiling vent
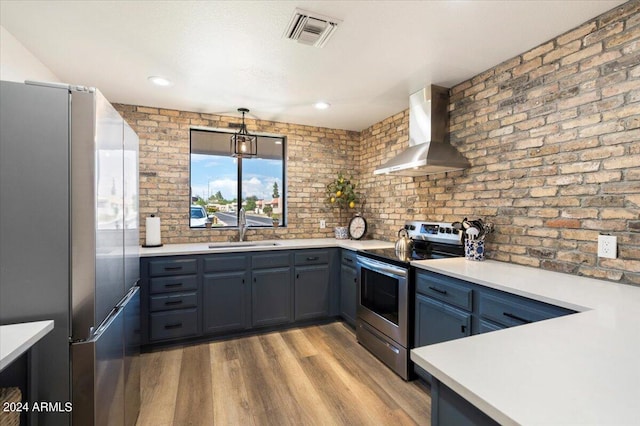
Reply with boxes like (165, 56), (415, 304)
(284, 8), (341, 48)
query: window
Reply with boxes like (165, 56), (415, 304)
(189, 129), (285, 228)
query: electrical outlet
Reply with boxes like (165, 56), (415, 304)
(320, 220), (326, 229)
(597, 235), (617, 259)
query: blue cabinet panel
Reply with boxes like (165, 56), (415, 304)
(203, 271), (249, 334)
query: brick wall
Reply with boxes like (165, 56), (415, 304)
(118, 1), (639, 285)
(114, 105), (360, 244)
(360, 0), (640, 284)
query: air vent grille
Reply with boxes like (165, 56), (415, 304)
(284, 8), (341, 48)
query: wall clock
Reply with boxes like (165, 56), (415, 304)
(348, 214), (367, 240)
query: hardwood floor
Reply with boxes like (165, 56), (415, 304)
(137, 322), (431, 425)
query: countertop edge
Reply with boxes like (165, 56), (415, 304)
(0, 320), (54, 372)
(139, 238), (394, 257)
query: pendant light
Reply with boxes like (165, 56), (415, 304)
(230, 108), (257, 158)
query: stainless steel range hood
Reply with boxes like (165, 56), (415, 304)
(374, 85), (469, 176)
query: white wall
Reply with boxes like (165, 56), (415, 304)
(1, 25), (60, 83)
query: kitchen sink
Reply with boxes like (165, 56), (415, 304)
(208, 241), (280, 249)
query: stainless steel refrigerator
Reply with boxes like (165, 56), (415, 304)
(0, 80), (140, 426)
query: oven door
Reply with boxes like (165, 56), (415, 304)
(356, 256), (408, 347)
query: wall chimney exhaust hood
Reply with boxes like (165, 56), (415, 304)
(373, 85), (469, 176)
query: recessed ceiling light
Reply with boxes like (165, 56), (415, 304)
(314, 101), (330, 110)
(147, 76), (172, 87)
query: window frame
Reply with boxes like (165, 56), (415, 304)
(188, 127), (286, 229)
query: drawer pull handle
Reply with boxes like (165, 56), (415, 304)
(164, 266), (183, 271)
(164, 323), (183, 329)
(165, 300), (183, 306)
(503, 312), (532, 324)
(429, 286), (447, 295)
(345, 258), (353, 263)
(306, 256), (319, 261)
(165, 283), (183, 288)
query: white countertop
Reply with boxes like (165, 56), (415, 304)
(140, 238), (394, 257)
(0, 320), (54, 372)
(410, 258), (640, 425)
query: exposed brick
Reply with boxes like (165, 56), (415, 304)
(557, 21), (597, 45)
(546, 218), (581, 228)
(118, 2), (640, 286)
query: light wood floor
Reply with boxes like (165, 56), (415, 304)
(137, 322), (431, 425)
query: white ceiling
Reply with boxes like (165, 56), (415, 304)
(0, 1), (625, 131)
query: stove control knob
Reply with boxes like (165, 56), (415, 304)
(439, 228), (445, 233)
(445, 228), (452, 234)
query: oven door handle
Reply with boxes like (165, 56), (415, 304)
(357, 256), (407, 278)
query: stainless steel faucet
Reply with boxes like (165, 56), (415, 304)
(238, 207), (248, 242)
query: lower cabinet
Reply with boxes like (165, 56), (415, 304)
(252, 267), (292, 327)
(295, 264), (330, 321)
(413, 270), (577, 384)
(340, 262), (357, 327)
(203, 271), (249, 334)
(141, 248), (338, 347)
(415, 294), (471, 347)
(431, 379), (499, 426)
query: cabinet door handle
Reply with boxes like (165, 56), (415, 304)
(253, 277), (257, 283)
(429, 286), (447, 295)
(165, 283), (183, 288)
(461, 325), (466, 333)
(165, 300), (183, 306)
(164, 266), (183, 271)
(296, 273), (300, 279)
(306, 256), (319, 261)
(242, 278), (245, 284)
(164, 323), (183, 329)
(345, 258), (353, 263)
(503, 312), (532, 324)
(354, 278), (357, 283)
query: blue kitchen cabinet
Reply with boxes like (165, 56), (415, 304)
(202, 254), (250, 334)
(339, 250), (358, 327)
(431, 379), (499, 426)
(251, 252), (292, 328)
(294, 250), (331, 321)
(415, 294), (471, 346)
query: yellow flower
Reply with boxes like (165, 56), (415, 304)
(349, 201), (355, 208)
(330, 197), (336, 203)
(336, 191), (342, 197)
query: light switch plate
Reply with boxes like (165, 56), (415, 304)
(320, 220), (326, 229)
(597, 235), (617, 259)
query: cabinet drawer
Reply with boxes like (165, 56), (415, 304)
(252, 252), (290, 269)
(150, 309), (198, 341)
(416, 272), (472, 311)
(149, 258), (197, 277)
(479, 292), (572, 327)
(294, 250), (329, 266)
(341, 249), (357, 266)
(203, 255), (248, 272)
(150, 292), (197, 312)
(149, 275), (197, 294)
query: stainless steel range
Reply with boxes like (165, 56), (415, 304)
(356, 221), (464, 380)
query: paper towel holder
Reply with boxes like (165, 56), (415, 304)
(142, 214), (164, 248)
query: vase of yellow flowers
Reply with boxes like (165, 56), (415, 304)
(326, 172), (361, 239)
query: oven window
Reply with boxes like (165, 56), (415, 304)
(361, 268), (399, 325)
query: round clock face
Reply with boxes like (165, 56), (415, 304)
(348, 215), (367, 240)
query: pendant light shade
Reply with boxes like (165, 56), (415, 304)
(230, 108), (257, 158)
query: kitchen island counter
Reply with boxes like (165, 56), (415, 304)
(140, 238), (394, 257)
(410, 258), (640, 425)
(0, 320), (54, 372)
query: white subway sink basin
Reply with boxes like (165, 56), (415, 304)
(208, 241), (280, 249)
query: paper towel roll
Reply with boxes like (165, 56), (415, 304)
(145, 215), (162, 246)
